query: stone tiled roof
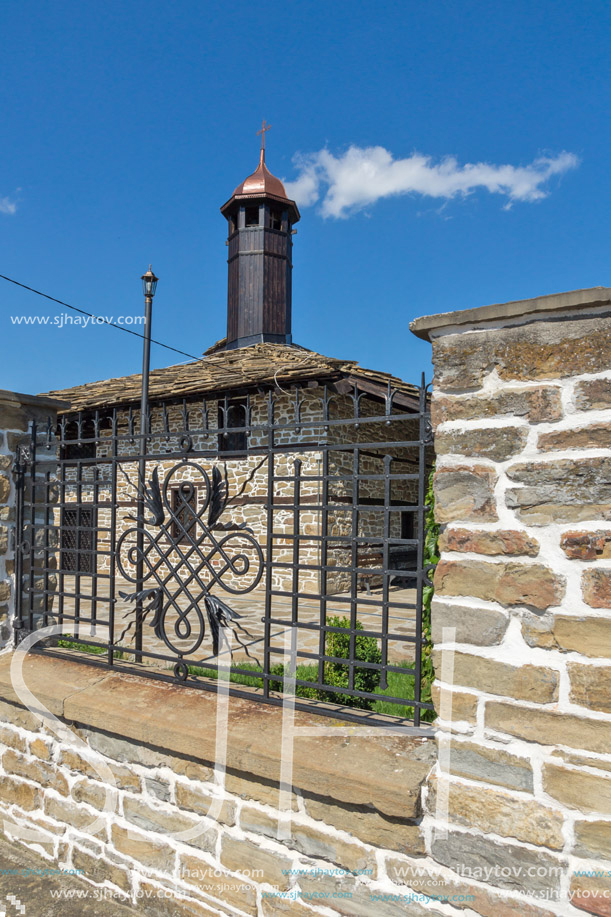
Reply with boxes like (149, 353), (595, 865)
(42, 342), (421, 413)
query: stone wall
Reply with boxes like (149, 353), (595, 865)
(0, 653), (437, 917)
(7, 285), (611, 916)
(0, 388), (444, 917)
(412, 287), (611, 917)
(0, 391), (67, 649)
(61, 391), (328, 595)
(58, 388), (421, 599)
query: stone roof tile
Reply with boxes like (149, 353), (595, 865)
(42, 342), (420, 412)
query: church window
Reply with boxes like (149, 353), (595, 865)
(245, 206), (260, 227)
(218, 399), (247, 454)
(62, 419), (96, 463)
(60, 506), (97, 574)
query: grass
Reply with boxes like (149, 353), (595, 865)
(187, 659), (436, 722)
(55, 641), (435, 723)
(57, 638), (124, 660)
(186, 661), (278, 689)
(372, 666), (436, 722)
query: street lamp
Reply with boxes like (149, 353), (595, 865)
(138, 264), (158, 454)
(136, 265), (158, 661)
(141, 265), (159, 299)
(139, 264), (158, 435)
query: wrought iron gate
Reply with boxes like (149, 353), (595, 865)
(14, 378), (435, 726)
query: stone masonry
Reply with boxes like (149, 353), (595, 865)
(58, 388), (420, 598)
(0, 391), (67, 650)
(0, 386), (438, 917)
(0, 653), (438, 917)
(412, 287), (611, 917)
(2, 286), (611, 915)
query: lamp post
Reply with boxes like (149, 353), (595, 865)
(135, 266), (158, 661)
(140, 266), (158, 429)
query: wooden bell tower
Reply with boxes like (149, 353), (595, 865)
(220, 122), (300, 350)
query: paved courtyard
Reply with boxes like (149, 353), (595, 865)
(51, 578), (419, 674)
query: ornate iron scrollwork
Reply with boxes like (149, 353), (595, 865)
(116, 460), (264, 661)
(13, 443), (32, 473)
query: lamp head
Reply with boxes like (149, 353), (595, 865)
(141, 265), (159, 298)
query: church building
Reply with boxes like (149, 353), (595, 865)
(42, 130), (429, 671)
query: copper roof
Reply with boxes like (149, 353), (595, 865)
(220, 147), (300, 221)
(232, 148), (289, 200)
(42, 342), (421, 413)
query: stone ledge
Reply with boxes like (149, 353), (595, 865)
(0, 653), (435, 819)
(0, 390), (70, 412)
(0, 390), (70, 436)
(410, 286), (611, 341)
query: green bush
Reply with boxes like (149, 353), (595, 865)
(421, 469), (439, 717)
(319, 615), (382, 709)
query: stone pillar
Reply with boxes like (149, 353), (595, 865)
(411, 287), (611, 916)
(0, 391), (67, 650)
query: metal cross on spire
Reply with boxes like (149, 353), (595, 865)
(257, 119), (271, 154)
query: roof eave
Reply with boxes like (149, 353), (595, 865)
(220, 192), (300, 222)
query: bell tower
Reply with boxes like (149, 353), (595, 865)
(220, 122), (300, 350)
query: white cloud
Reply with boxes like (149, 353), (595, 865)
(284, 146), (579, 218)
(0, 193), (18, 215)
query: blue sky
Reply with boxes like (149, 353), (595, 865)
(1, 0), (609, 394)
